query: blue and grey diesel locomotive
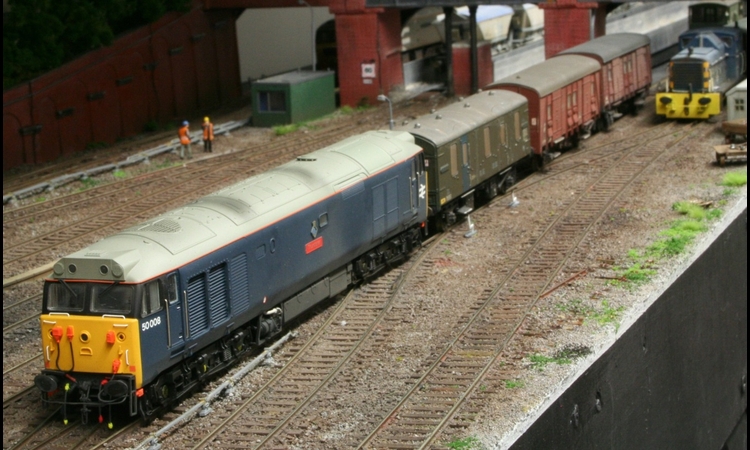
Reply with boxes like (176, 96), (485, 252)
(34, 130), (427, 423)
(656, 18), (746, 119)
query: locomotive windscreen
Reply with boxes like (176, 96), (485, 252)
(45, 281), (135, 315)
(671, 61), (706, 92)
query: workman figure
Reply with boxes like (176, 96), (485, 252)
(178, 120), (192, 159)
(202, 116), (215, 153)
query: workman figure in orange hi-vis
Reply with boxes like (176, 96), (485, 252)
(202, 116), (215, 153)
(178, 120), (192, 159)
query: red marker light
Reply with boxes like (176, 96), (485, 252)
(52, 326), (63, 343)
(106, 331), (115, 344)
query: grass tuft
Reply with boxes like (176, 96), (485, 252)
(447, 437), (480, 450)
(272, 124), (299, 136)
(721, 171), (747, 187)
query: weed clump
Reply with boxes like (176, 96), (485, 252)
(721, 171), (747, 187)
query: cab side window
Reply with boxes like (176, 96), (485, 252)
(142, 280), (163, 317)
(166, 274), (178, 303)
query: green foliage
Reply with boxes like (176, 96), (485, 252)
(722, 187), (736, 197)
(505, 379), (524, 389)
(4, 0), (190, 89)
(647, 220), (706, 258)
(721, 171), (747, 187)
(339, 104), (371, 115)
(613, 196), (725, 289)
(113, 169), (127, 179)
(447, 436), (481, 450)
(590, 300), (624, 331)
(156, 160), (176, 169)
(671, 201), (707, 220)
(528, 353), (571, 371)
(79, 177), (100, 190)
(615, 263), (656, 284)
(273, 124), (299, 136)
(555, 298), (594, 316)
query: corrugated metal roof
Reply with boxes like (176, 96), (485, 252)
(491, 54), (601, 97)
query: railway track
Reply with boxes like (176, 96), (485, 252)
(2, 121), (367, 280)
(3, 92), (716, 449)
(165, 236), (442, 449)
(123, 118), (701, 449)
(1, 99), (449, 449)
(109, 119), (701, 449)
(356, 121), (700, 448)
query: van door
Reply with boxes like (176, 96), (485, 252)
(460, 135), (471, 192)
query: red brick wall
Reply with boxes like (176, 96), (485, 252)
(334, 7), (403, 107)
(452, 42), (494, 97)
(3, 4), (242, 170)
(540, 0), (595, 59)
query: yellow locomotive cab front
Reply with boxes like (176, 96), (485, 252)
(38, 314), (143, 386)
(656, 92), (722, 119)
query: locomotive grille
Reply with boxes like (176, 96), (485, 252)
(139, 219), (181, 233)
(229, 254), (250, 314)
(672, 62), (705, 93)
(187, 276), (208, 336)
(208, 264), (229, 325)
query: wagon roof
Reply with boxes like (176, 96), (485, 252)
(490, 55), (601, 97)
(393, 90), (527, 146)
(57, 131), (421, 282)
(558, 33), (650, 63)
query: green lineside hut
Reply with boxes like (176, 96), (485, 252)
(251, 71), (336, 127)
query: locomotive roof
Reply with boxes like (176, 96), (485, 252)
(393, 90), (527, 146)
(52, 130), (421, 283)
(490, 55), (601, 97)
(674, 32), (727, 63)
(557, 33), (650, 63)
